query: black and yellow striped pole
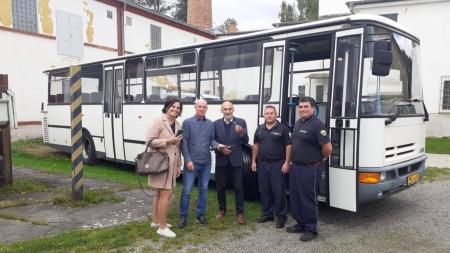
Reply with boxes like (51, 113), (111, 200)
(70, 65), (83, 200)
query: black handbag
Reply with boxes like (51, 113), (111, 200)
(135, 139), (169, 175)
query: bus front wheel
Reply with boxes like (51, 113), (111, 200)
(82, 131), (96, 165)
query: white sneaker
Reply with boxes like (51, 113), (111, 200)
(156, 227), (176, 238)
(151, 222), (172, 228)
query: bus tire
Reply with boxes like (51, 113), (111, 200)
(242, 147), (259, 200)
(82, 131), (96, 165)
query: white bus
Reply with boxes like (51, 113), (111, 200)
(42, 14), (428, 212)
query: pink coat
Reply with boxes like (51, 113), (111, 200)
(145, 114), (182, 190)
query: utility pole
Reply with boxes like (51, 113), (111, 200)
(0, 74), (13, 186)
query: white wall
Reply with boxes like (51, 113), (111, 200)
(124, 11), (210, 53)
(0, 0), (212, 122)
(350, 0), (450, 136)
(39, 0), (118, 49)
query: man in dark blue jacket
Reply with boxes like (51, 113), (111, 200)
(214, 101), (249, 225)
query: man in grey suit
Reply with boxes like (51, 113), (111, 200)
(214, 101), (249, 225)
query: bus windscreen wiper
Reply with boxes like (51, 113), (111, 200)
(385, 110), (400, 126)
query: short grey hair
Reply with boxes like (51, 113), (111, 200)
(195, 98), (208, 106)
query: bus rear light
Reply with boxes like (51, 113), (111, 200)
(359, 172), (380, 184)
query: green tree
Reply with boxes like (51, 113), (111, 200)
(297, 0), (319, 22)
(172, 0), (187, 22)
(216, 18), (238, 33)
(278, 0), (319, 23)
(131, 0), (173, 15)
(278, 1), (298, 23)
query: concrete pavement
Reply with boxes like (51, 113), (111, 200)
(426, 153), (450, 168)
(0, 167), (154, 243)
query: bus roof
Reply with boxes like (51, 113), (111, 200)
(44, 14), (419, 74)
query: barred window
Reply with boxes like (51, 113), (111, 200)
(442, 79), (450, 111)
(150, 25), (161, 50)
(107, 10), (113, 19)
(298, 85), (306, 98)
(316, 85), (324, 103)
(12, 0), (38, 32)
(126, 16), (132, 26)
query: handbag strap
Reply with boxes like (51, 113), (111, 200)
(144, 138), (156, 152)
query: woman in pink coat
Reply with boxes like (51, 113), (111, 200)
(145, 98), (183, 238)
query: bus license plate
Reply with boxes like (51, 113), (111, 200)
(407, 173), (420, 186)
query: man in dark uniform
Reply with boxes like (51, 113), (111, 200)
(252, 105), (291, 228)
(286, 96), (332, 241)
(214, 101), (249, 225)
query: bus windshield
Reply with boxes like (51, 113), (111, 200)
(360, 26), (423, 117)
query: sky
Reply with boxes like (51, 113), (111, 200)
(212, 0), (353, 31)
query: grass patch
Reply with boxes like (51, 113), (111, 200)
(0, 180), (54, 195)
(426, 137), (450, 154)
(0, 200), (44, 209)
(12, 139), (147, 188)
(424, 167), (450, 182)
(51, 189), (125, 208)
(0, 184), (261, 252)
(0, 221), (154, 253)
(0, 212), (47, 226)
(5, 139), (262, 252)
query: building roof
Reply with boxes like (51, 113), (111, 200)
(346, 0), (409, 8)
(112, 0), (215, 38)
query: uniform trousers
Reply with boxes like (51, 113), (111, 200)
(258, 159), (287, 220)
(289, 162), (323, 233)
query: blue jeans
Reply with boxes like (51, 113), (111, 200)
(179, 162), (211, 217)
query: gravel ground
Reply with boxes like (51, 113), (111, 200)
(185, 180), (450, 253)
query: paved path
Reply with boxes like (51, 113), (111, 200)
(426, 153), (450, 168)
(11, 125), (42, 141)
(0, 167), (154, 243)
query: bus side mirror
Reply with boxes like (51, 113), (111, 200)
(372, 40), (392, 76)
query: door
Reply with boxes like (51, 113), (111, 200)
(328, 28), (364, 212)
(103, 65), (125, 160)
(259, 41), (285, 124)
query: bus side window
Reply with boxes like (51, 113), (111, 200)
(125, 58), (144, 103)
(199, 42), (261, 102)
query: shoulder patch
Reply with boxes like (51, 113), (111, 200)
(320, 130), (327, 136)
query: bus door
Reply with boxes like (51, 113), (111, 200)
(328, 28), (364, 212)
(103, 65), (125, 161)
(259, 41), (285, 124)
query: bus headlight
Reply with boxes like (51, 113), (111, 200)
(359, 172), (380, 184)
(380, 172), (387, 182)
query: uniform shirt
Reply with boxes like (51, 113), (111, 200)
(182, 115), (218, 165)
(253, 121), (291, 162)
(292, 115), (330, 164)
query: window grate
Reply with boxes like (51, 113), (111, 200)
(126, 16), (132, 26)
(12, 0), (38, 32)
(442, 79), (450, 111)
(107, 10), (113, 19)
(150, 25), (161, 50)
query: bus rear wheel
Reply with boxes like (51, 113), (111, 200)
(82, 131), (96, 165)
(242, 148), (259, 200)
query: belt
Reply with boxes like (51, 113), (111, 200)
(293, 161), (322, 167)
(260, 159), (284, 163)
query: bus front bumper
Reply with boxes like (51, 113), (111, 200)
(358, 155), (427, 204)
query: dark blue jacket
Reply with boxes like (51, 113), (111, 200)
(213, 117), (249, 167)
